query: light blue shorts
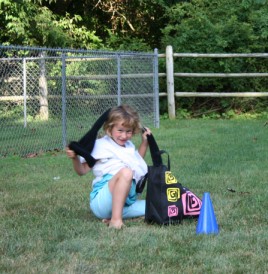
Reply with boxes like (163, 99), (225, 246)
(89, 174), (145, 220)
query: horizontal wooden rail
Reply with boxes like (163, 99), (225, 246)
(175, 92), (268, 97)
(158, 92), (268, 97)
(159, 53), (268, 58)
(159, 72), (268, 78)
(173, 73), (268, 78)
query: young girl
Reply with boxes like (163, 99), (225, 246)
(66, 105), (151, 229)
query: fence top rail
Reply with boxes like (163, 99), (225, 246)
(0, 45), (156, 57)
(158, 53), (268, 58)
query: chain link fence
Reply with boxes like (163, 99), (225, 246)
(0, 45), (159, 157)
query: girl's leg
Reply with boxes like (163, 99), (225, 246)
(102, 200), (146, 225)
(122, 199), (145, 219)
(108, 167), (133, 228)
(90, 170), (145, 228)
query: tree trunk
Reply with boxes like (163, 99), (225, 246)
(39, 51), (49, 120)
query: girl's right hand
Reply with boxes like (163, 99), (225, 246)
(65, 146), (77, 159)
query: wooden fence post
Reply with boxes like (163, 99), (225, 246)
(166, 45), (176, 119)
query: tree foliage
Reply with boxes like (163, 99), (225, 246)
(159, 0), (268, 116)
(0, 0), (267, 116)
(0, 0), (102, 48)
(161, 0), (268, 53)
(2, 0), (267, 53)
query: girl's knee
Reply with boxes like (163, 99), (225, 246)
(108, 168), (133, 193)
(118, 167), (133, 181)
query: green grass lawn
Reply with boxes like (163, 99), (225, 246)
(1, 119), (267, 273)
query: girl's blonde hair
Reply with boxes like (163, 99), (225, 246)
(103, 105), (141, 135)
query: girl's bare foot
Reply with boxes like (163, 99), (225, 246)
(109, 221), (125, 229)
(102, 219), (110, 226)
(102, 219), (125, 229)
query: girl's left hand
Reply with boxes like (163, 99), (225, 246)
(141, 127), (151, 142)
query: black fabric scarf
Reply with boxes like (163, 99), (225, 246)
(69, 108), (111, 167)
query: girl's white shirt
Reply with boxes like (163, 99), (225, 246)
(80, 135), (148, 186)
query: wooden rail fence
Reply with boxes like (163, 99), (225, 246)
(158, 45), (268, 119)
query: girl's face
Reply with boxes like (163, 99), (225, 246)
(109, 121), (133, 146)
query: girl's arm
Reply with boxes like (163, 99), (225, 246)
(138, 127), (151, 158)
(66, 147), (91, 176)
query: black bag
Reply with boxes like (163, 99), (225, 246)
(145, 134), (202, 225)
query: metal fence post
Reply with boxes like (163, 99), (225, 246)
(23, 58), (27, 128)
(154, 48), (160, 127)
(166, 45), (176, 119)
(61, 54), (67, 149)
(117, 54), (121, 106)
